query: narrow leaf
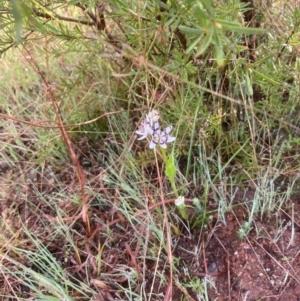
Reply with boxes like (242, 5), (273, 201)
(215, 18), (265, 34)
(213, 31), (224, 67)
(178, 25), (202, 35)
(195, 28), (214, 56)
(194, 5), (209, 23)
(10, 0), (23, 43)
(230, 27), (265, 35)
(252, 69), (281, 86)
(165, 152), (176, 181)
(154, 0), (170, 10)
(215, 19), (241, 28)
(200, 0), (215, 17)
(185, 34), (203, 54)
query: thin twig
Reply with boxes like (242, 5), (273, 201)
(22, 47), (90, 233)
(33, 9), (95, 26)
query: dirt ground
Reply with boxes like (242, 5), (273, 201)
(1, 142), (300, 300)
(141, 188), (300, 301)
(88, 186), (300, 301)
(204, 201), (300, 301)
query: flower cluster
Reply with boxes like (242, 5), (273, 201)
(136, 110), (176, 149)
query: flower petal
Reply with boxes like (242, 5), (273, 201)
(147, 110), (160, 123)
(175, 196), (185, 206)
(137, 134), (147, 140)
(164, 126), (172, 134)
(152, 121), (161, 132)
(135, 129), (145, 135)
(166, 136), (176, 143)
(149, 140), (157, 149)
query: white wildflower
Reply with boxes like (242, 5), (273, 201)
(136, 110), (175, 149)
(146, 109), (160, 124)
(135, 119), (153, 140)
(175, 196), (185, 207)
(149, 125), (176, 149)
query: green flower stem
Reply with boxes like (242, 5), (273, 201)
(160, 146), (188, 221)
(177, 204), (188, 220)
(160, 146), (168, 164)
(160, 147), (179, 198)
(171, 180), (179, 198)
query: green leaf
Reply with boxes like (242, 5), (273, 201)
(178, 26), (202, 35)
(154, 0), (170, 10)
(195, 28), (213, 56)
(194, 5), (209, 24)
(10, 0), (23, 43)
(215, 18), (265, 34)
(252, 69), (281, 86)
(185, 34), (203, 54)
(213, 31), (224, 67)
(228, 26), (265, 35)
(165, 152), (176, 181)
(214, 19), (241, 28)
(165, 15), (177, 27)
(200, 0), (215, 17)
(185, 61), (198, 74)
